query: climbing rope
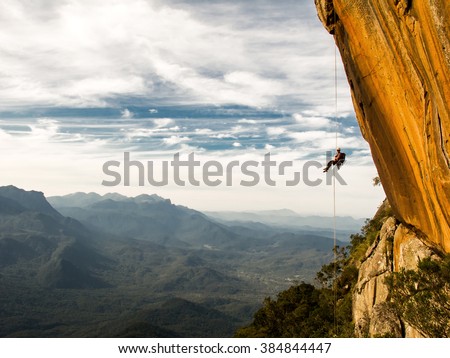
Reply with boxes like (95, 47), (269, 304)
(333, 6), (339, 337)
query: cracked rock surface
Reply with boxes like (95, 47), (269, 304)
(353, 217), (435, 337)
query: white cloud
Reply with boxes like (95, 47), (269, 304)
(238, 119), (257, 124)
(0, 115), (381, 217)
(154, 118), (175, 128)
(210, 133), (237, 139)
(287, 130), (334, 151)
(121, 108), (134, 119)
(125, 128), (155, 139)
(293, 113), (333, 129)
(195, 128), (213, 135)
(163, 135), (190, 145)
(0, 0), (350, 113)
(266, 127), (286, 137)
(30, 119), (59, 138)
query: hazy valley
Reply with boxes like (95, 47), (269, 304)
(0, 185), (362, 337)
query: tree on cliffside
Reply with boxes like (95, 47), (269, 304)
(386, 255), (450, 337)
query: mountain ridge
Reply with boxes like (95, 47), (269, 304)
(0, 185), (341, 337)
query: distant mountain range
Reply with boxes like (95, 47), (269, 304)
(48, 192), (168, 208)
(48, 192), (364, 242)
(0, 185), (354, 337)
(48, 192), (248, 249)
(205, 209), (365, 235)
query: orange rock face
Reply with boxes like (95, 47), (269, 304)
(315, 0), (450, 251)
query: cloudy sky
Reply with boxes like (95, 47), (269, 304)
(0, 0), (384, 217)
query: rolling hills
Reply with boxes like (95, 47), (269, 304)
(0, 186), (349, 337)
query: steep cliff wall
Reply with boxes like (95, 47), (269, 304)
(315, 0), (450, 336)
(315, 0), (450, 252)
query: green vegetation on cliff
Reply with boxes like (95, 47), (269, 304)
(386, 255), (450, 337)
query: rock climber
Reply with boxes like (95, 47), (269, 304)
(323, 147), (346, 172)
